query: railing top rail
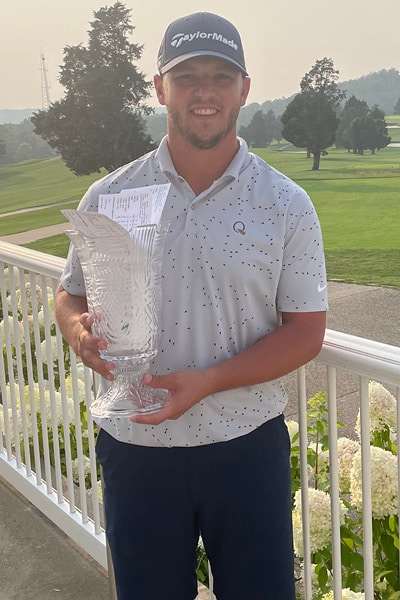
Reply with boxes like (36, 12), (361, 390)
(0, 241), (399, 386)
(320, 328), (400, 386)
(0, 241), (65, 279)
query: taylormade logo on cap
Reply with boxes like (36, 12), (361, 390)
(171, 31), (239, 51)
(157, 12), (248, 76)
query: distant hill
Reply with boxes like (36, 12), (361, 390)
(3, 68), (399, 138)
(338, 68), (400, 115)
(241, 68), (400, 127)
(0, 106), (164, 125)
(0, 108), (37, 124)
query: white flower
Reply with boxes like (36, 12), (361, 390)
(355, 381), (397, 439)
(0, 403), (16, 444)
(0, 383), (42, 442)
(322, 589), (365, 599)
(71, 455), (92, 485)
(75, 362), (88, 384)
(65, 374), (87, 400)
(308, 441), (330, 474)
(9, 282), (43, 314)
(337, 437), (360, 493)
(22, 383), (74, 428)
(47, 390), (75, 427)
(37, 287), (56, 325)
(350, 445), (398, 519)
(39, 335), (59, 364)
(2, 266), (20, 291)
(96, 479), (103, 503)
(0, 314), (25, 345)
(286, 419), (299, 446)
(301, 562), (332, 595)
(292, 488), (347, 556)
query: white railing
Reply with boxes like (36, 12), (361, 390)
(0, 242), (106, 567)
(0, 240), (399, 600)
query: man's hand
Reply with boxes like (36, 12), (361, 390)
(55, 286), (114, 381)
(76, 313), (115, 381)
(129, 369), (212, 425)
(129, 310), (326, 426)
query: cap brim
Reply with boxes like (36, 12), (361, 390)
(159, 51), (248, 76)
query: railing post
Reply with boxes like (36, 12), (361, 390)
(359, 376), (374, 600)
(327, 366), (342, 599)
(297, 365), (312, 600)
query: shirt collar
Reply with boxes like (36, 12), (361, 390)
(155, 136), (251, 182)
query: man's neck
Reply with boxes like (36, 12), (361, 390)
(166, 134), (240, 196)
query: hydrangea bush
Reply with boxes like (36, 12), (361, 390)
(1, 269), (399, 596)
(290, 385), (400, 600)
(0, 270), (100, 493)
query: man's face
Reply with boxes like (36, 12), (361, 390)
(154, 56), (250, 150)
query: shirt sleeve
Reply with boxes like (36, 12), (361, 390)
(277, 188), (328, 313)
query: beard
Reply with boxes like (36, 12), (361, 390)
(167, 107), (239, 150)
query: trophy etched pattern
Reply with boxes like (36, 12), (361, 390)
(63, 210), (169, 418)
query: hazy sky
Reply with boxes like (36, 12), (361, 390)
(2, 0), (399, 110)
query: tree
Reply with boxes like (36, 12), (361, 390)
(281, 58), (345, 170)
(393, 96), (400, 115)
(145, 112), (167, 144)
(264, 110), (281, 145)
(0, 119), (56, 166)
(336, 96), (369, 151)
(337, 100), (391, 155)
(237, 124), (251, 146)
(240, 109), (281, 147)
(300, 57), (346, 105)
(366, 106), (391, 153)
(32, 2), (153, 176)
(246, 110), (269, 147)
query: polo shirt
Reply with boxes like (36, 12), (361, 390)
(61, 137), (328, 448)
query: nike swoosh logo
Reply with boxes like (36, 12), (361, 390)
(318, 283), (327, 293)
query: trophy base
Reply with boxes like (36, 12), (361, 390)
(90, 359), (168, 418)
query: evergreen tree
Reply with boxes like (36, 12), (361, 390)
(0, 120), (56, 165)
(244, 111), (266, 147)
(264, 110), (280, 146)
(338, 99), (390, 154)
(336, 96), (369, 151)
(238, 124), (251, 146)
(367, 106), (391, 153)
(281, 58), (345, 170)
(32, 2), (153, 176)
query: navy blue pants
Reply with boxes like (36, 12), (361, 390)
(96, 415), (295, 600)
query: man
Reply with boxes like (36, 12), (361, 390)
(56, 12), (327, 600)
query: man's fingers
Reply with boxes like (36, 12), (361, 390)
(79, 312), (94, 329)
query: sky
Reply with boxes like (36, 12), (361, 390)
(1, 0), (399, 110)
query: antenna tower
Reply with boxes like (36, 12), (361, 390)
(40, 53), (51, 110)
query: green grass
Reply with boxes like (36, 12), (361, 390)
(325, 249), (400, 288)
(1, 144), (400, 288)
(255, 145), (400, 287)
(388, 128), (400, 143)
(385, 115), (400, 126)
(25, 234), (71, 258)
(0, 157), (105, 221)
(0, 202), (79, 236)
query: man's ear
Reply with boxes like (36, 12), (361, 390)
(154, 74), (166, 106)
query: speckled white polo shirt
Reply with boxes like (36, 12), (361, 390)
(61, 137), (328, 447)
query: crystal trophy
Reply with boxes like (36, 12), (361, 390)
(62, 210), (169, 418)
